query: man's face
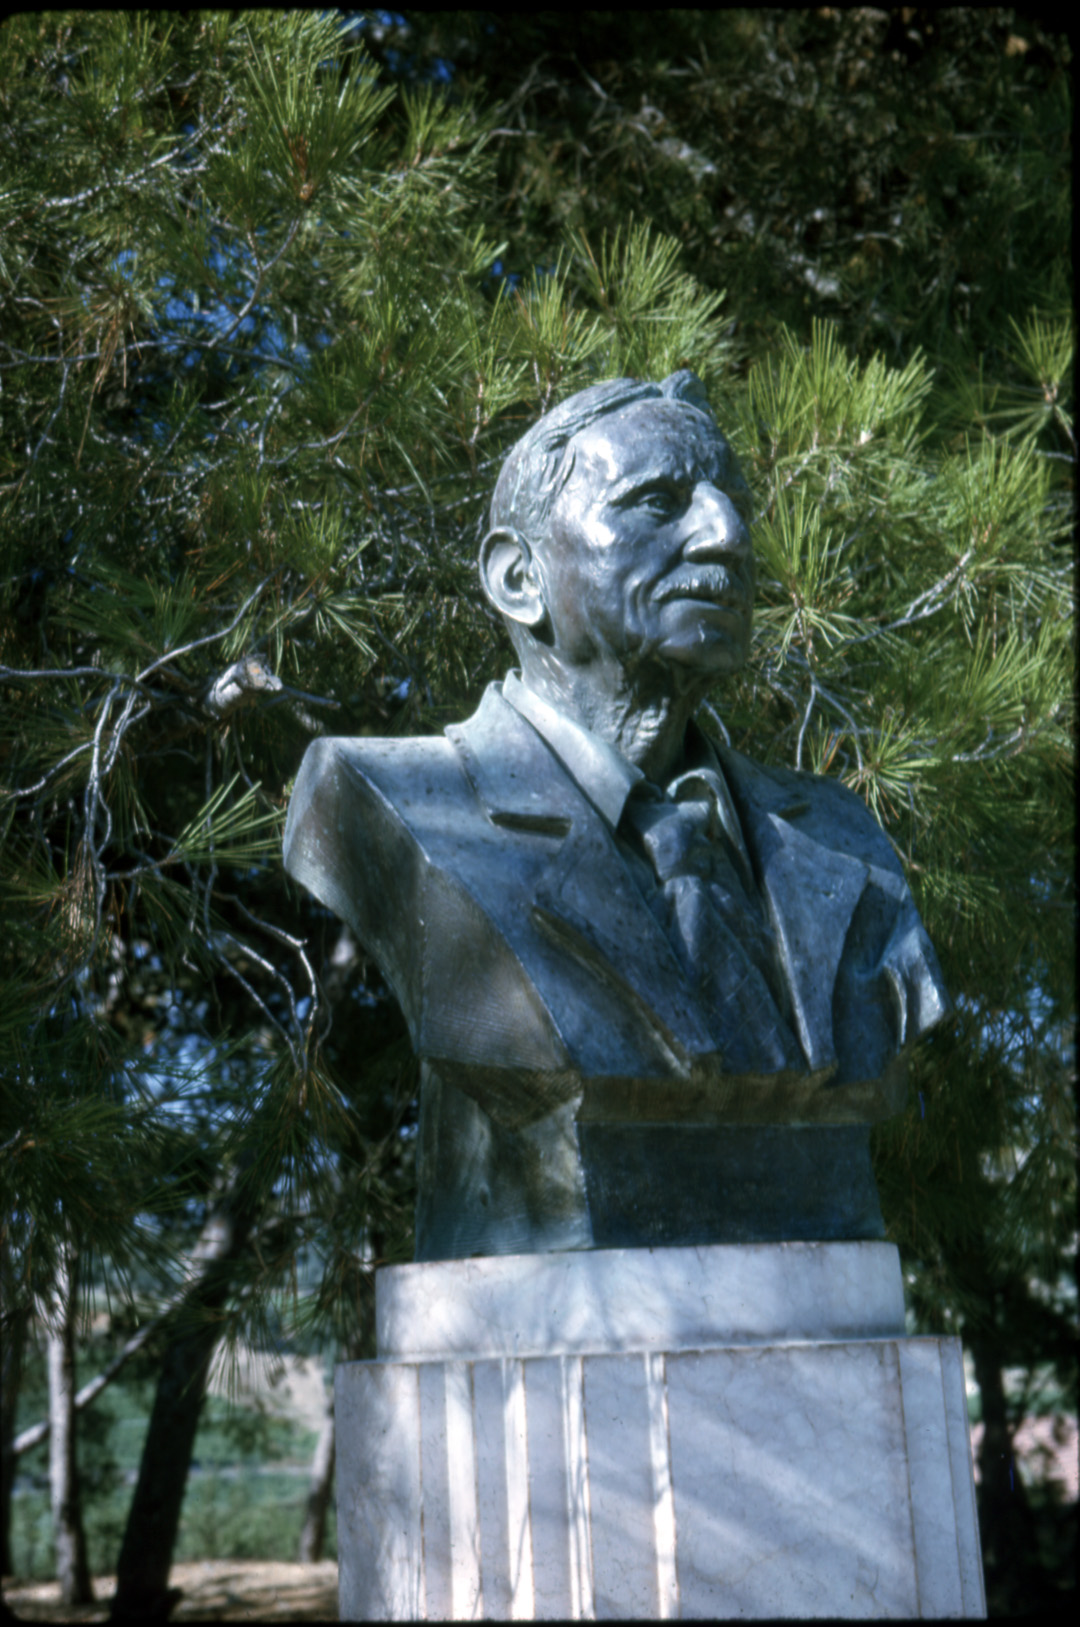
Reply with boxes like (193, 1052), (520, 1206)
(537, 400), (755, 681)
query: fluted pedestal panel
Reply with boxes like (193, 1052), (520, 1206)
(336, 1244), (985, 1620)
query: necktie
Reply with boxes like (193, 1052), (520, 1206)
(621, 781), (803, 1074)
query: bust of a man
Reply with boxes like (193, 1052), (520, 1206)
(284, 372), (949, 1260)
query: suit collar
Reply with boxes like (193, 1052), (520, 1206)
(449, 686), (713, 1063)
(446, 681), (583, 831)
(498, 674), (749, 863)
(501, 670), (641, 827)
(449, 685), (869, 1075)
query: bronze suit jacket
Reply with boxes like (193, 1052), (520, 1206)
(284, 682), (950, 1255)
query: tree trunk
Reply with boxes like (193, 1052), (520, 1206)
(108, 1187), (257, 1624)
(969, 1332), (1042, 1612)
(13, 1287), (197, 1461)
(42, 1244), (93, 1606)
(297, 1394), (335, 1563)
(1, 1262), (30, 1577)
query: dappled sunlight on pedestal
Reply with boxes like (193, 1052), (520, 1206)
(335, 1244), (985, 1620)
(376, 1241), (907, 1360)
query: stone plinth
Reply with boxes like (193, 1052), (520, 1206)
(336, 1244), (985, 1620)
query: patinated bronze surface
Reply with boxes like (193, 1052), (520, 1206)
(284, 373), (950, 1260)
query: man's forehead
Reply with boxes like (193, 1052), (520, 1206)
(567, 401), (734, 487)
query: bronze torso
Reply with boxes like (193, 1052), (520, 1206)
(284, 683), (949, 1260)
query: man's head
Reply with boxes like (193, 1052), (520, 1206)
(480, 371), (755, 689)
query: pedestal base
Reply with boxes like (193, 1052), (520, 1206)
(336, 1245), (985, 1619)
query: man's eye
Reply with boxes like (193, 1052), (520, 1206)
(638, 487), (679, 514)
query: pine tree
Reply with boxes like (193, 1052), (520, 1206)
(1, 8), (1072, 1609)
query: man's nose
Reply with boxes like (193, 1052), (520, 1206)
(682, 482), (752, 559)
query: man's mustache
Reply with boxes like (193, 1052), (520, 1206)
(653, 563), (752, 609)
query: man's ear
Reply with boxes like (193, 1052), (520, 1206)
(478, 528), (547, 631)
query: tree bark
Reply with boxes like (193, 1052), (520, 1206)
(969, 1331), (1042, 1611)
(296, 1393), (335, 1564)
(41, 1244), (93, 1606)
(1, 1266), (30, 1577)
(108, 1186), (257, 1625)
(13, 1292), (189, 1460)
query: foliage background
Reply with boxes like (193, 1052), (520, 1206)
(1, 8), (1073, 1618)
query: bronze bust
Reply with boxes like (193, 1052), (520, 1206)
(284, 373), (950, 1260)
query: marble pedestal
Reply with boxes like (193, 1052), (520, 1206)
(336, 1244), (985, 1619)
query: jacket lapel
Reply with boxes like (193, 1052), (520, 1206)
(446, 683), (581, 833)
(449, 687), (872, 1076)
(449, 687), (714, 1063)
(530, 821), (715, 1064)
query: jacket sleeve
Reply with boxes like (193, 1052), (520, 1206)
(819, 775), (952, 1050)
(818, 781), (952, 1088)
(283, 736), (425, 1033)
(735, 751), (952, 1088)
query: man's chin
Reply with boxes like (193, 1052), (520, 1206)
(649, 603), (750, 671)
(657, 637), (749, 678)
(626, 640), (747, 698)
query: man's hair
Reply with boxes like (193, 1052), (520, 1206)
(488, 370), (726, 553)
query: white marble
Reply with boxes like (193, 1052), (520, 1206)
(585, 1353), (661, 1616)
(417, 1362), (452, 1617)
(336, 1362), (423, 1621)
(666, 1342), (917, 1617)
(646, 1349), (679, 1620)
(502, 1358), (534, 1618)
(336, 1332), (985, 1619)
(561, 1353), (594, 1618)
(377, 1241), (907, 1360)
(473, 1361), (512, 1618)
(445, 1363), (484, 1619)
(898, 1341), (966, 1618)
(526, 1359), (574, 1619)
(940, 1340), (986, 1617)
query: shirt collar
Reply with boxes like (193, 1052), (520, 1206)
(501, 671), (746, 865)
(502, 669), (642, 826)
